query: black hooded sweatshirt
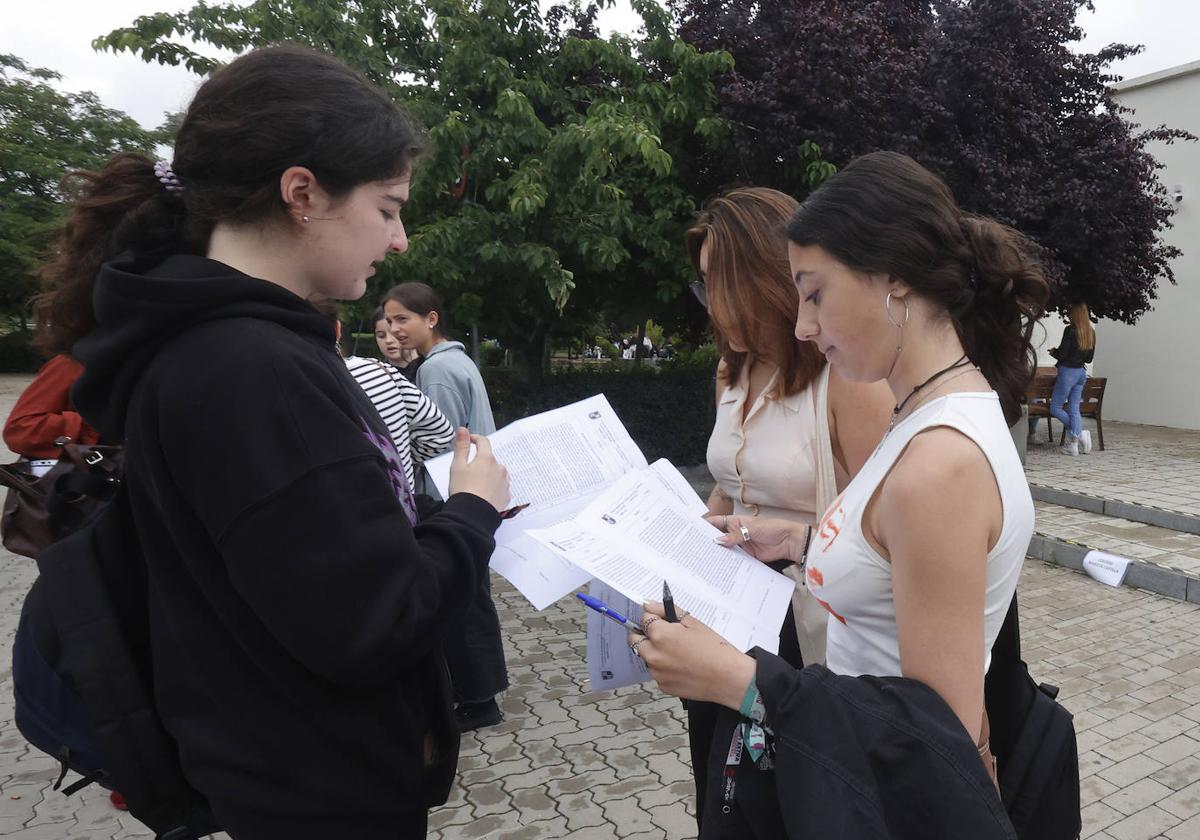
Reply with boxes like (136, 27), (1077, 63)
(72, 254), (500, 839)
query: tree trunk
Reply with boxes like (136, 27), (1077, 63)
(512, 327), (549, 385)
(634, 321), (646, 368)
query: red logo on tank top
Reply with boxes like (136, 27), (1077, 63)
(816, 493), (846, 552)
(808, 492), (849, 624)
(815, 596), (847, 624)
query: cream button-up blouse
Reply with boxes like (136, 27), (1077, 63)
(706, 363), (837, 664)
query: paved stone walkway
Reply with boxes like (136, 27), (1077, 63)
(1026, 421), (1200, 518)
(3, 374), (1200, 839)
(5, 555), (1200, 839)
(1035, 501), (1200, 579)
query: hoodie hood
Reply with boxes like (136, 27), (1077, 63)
(73, 253), (334, 441)
(424, 340), (466, 359)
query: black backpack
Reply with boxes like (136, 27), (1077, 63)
(985, 595), (1082, 840)
(12, 486), (219, 839)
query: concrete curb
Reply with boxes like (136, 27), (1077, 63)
(1030, 484), (1200, 535)
(1028, 533), (1200, 605)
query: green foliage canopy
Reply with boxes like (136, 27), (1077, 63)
(0, 54), (159, 322)
(95, 0), (734, 372)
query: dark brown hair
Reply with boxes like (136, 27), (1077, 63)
(35, 45), (422, 356)
(381, 282), (446, 337)
(786, 152), (1049, 423)
(686, 187), (824, 397)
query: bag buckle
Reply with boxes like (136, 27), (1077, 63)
(84, 451), (105, 467)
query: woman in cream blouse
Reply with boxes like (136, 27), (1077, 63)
(685, 187), (892, 818)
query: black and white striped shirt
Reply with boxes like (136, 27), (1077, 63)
(345, 356), (455, 490)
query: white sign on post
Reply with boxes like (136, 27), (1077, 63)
(1082, 550), (1132, 588)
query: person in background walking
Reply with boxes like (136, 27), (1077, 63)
(1049, 302), (1096, 456)
(382, 282), (508, 732)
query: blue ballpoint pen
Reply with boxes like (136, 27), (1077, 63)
(576, 592), (644, 635)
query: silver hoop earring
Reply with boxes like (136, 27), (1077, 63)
(884, 291), (910, 328)
(885, 291), (910, 356)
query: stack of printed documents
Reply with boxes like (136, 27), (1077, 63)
(424, 395), (795, 688)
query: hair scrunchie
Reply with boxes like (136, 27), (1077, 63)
(153, 160), (184, 194)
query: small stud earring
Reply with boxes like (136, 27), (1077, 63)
(302, 215), (310, 224)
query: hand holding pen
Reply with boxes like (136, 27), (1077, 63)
(626, 600), (755, 709)
(662, 581), (679, 623)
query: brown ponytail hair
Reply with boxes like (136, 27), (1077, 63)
(35, 45), (422, 357)
(785, 151), (1049, 423)
(685, 187), (824, 396)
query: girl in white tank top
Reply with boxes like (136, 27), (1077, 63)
(630, 154), (1051, 804)
(809, 391), (1033, 678)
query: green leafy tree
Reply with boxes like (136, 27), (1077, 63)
(97, 0), (733, 375)
(0, 54), (160, 328)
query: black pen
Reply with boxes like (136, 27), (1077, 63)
(662, 580), (679, 623)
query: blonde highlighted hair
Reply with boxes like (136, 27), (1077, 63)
(1069, 302), (1095, 351)
(685, 187), (824, 397)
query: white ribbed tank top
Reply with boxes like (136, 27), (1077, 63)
(804, 391), (1033, 678)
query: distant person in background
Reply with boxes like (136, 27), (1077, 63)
(382, 282), (507, 732)
(373, 306), (423, 380)
(382, 284), (496, 435)
(318, 301), (455, 492)
(3, 355), (100, 470)
(1049, 302), (1096, 456)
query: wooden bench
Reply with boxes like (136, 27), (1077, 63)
(1024, 366), (1107, 450)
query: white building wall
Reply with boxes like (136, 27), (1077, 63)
(1090, 63), (1200, 429)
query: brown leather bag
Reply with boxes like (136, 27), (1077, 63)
(0, 437), (122, 558)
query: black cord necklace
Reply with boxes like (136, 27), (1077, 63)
(888, 354), (972, 432)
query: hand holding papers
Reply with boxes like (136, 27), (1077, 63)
(529, 467), (794, 655)
(424, 394), (795, 683)
(424, 395), (647, 608)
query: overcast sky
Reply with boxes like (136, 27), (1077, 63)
(3, 0), (1198, 131)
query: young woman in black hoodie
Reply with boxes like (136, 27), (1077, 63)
(34, 46), (509, 839)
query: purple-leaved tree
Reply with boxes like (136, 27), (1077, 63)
(672, 0), (1193, 321)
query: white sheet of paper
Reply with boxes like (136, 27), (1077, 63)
(530, 469), (794, 652)
(1082, 550), (1132, 587)
(494, 459), (709, 610)
(424, 394), (647, 507)
(490, 493), (596, 610)
(421, 395), (656, 608)
(586, 580), (652, 691)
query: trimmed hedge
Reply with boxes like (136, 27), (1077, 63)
(0, 331), (45, 373)
(483, 362), (715, 467)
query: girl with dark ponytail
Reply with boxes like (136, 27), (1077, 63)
(630, 152), (1048, 835)
(43, 45), (510, 838)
